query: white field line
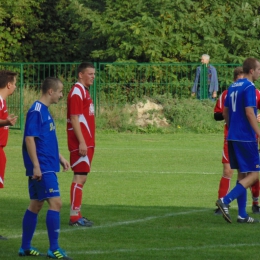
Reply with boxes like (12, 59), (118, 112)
(91, 170), (219, 175)
(4, 207), (254, 258)
(72, 243), (260, 255)
(7, 208), (209, 239)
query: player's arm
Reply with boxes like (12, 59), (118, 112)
(0, 114), (18, 127)
(70, 115), (87, 157)
(25, 136), (42, 181)
(223, 106), (229, 128)
(246, 107), (260, 137)
(59, 154), (70, 172)
(245, 107), (260, 137)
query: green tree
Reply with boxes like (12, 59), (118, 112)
(0, 0), (43, 61)
(69, 0), (260, 63)
(0, 0), (81, 62)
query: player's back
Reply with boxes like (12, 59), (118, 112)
(225, 78), (257, 141)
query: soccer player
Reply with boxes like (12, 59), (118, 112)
(0, 70), (18, 240)
(19, 77), (73, 259)
(216, 57), (260, 223)
(214, 67), (260, 215)
(67, 62), (95, 227)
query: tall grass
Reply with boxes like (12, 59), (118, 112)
(22, 87), (223, 134)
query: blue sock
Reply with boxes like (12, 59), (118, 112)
(21, 209), (38, 250)
(237, 184), (247, 218)
(223, 183), (246, 205)
(46, 210), (60, 251)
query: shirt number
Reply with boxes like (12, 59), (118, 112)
(230, 91), (238, 112)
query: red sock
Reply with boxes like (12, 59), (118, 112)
(218, 177), (230, 199)
(251, 180), (259, 205)
(70, 182), (83, 222)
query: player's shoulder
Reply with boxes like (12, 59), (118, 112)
(0, 95), (6, 110)
(221, 89), (228, 97)
(31, 101), (46, 111)
(27, 102), (48, 117)
(70, 82), (87, 99)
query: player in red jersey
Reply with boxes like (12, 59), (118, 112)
(214, 66), (260, 215)
(0, 70), (18, 239)
(67, 62), (95, 227)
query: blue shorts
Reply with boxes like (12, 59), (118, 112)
(28, 172), (60, 201)
(228, 141), (260, 173)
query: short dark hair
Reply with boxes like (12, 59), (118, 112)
(77, 62), (95, 75)
(243, 58), (259, 74)
(233, 66), (243, 81)
(0, 70), (17, 89)
(41, 77), (62, 94)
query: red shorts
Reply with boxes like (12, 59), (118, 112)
(70, 147), (95, 173)
(0, 147), (6, 188)
(222, 136), (229, 164)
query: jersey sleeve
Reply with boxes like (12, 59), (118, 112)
(24, 110), (42, 137)
(69, 93), (83, 115)
(244, 85), (256, 108)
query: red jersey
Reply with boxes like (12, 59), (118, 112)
(214, 90), (228, 137)
(0, 96), (9, 147)
(214, 89), (260, 138)
(67, 82), (95, 152)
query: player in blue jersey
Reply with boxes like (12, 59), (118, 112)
(18, 77), (73, 259)
(216, 57), (260, 224)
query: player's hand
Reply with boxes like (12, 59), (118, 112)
(32, 166), (42, 181)
(191, 92), (195, 97)
(79, 142), (87, 157)
(212, 92), (217, 98)
(59, 154), (70, 172)
(257, 114), (260, 123)
(7, 114), (18, 126)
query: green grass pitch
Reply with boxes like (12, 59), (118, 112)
(0, 129), (259, 260)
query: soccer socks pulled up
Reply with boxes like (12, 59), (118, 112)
(21, 209), (38, 250)
(251, 180), (259, 205)
(223, 183), (246, 205)
(70, 182), (83, 222)
(46, 210), (60, 251)
(218, 177), (231, 199)
(237, 184), (247, 218)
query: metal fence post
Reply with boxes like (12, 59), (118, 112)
(93, 62), (97, 116)
(200, 64), (208, 100)
(20, 63), (24, 130)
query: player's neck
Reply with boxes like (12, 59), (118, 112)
(0, 89), (8, 100)
(77, 80), (90, 90)
(244, 74), (254, 83)
(39, 96), (51, 107)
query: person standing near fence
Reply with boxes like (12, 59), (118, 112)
(191, 54), (218, 100)
(214, 66), (260, 215)
(216, 57), (260, 223)
(0, 70), (18, 240)
(19, 77), (72, 259)
(67, 62), (96, 227)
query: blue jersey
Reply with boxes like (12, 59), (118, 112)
(224, 78), (257, 141)
(22, 101), (60, 176)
